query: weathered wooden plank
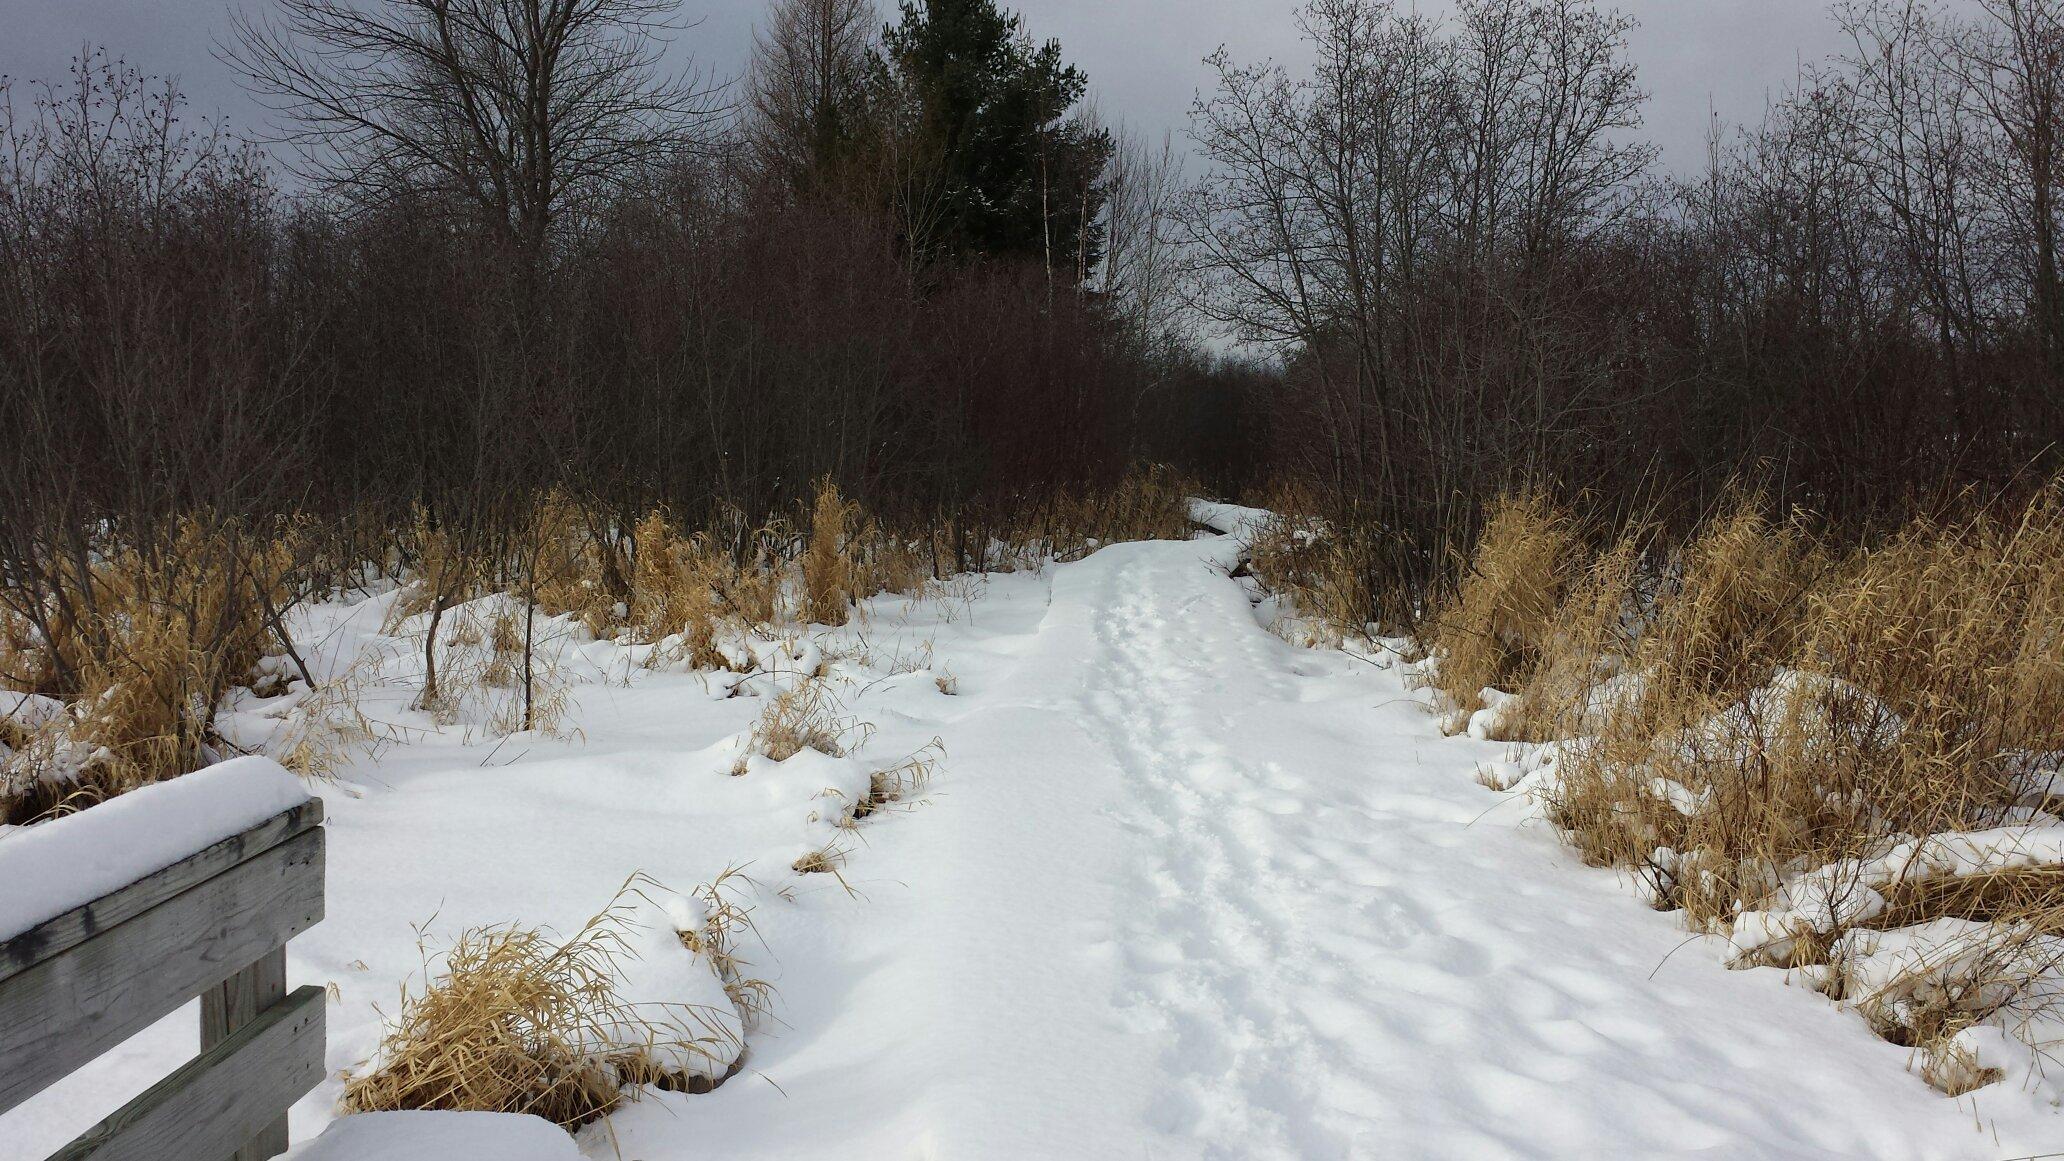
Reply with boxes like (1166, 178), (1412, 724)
(202, 947), (290, 1048)
(49, 984), (326, 1161)
(0, 827), (324, 1117)
(0, 799), (324, 984)
(202, 948), (290, 1161)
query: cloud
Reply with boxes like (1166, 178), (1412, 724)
(0, 0), (1985, 179)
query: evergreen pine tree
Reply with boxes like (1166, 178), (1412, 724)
(878, 0), (1112, 275)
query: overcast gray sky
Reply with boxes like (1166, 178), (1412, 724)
(0, 0), (1979, 178)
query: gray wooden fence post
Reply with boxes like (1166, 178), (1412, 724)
(203, 947), (292, 1161)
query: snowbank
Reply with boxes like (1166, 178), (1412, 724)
(1186, 498), (1274, 539)
(1462, 686), (1524, 740)
(0, 755), (310, 942)
(0, 691), (90, 794)
(288, 1111), (581, 1161)
(1832, 917), (2012, 1002)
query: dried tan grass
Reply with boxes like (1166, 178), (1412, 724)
(709, 521), (785, 630)
(854, 739), (944, 819)
(1490, 483), (2064, 1093)
(1427, 491), (1582, 723)
(675, 868), (775, 1029)
(529, 492), (631, 638)
(410, 600), (577, 737)
(851, 529), (932, 600)
(1050, 464), (1194, 552)
(1, 517), (299, 822)
(342, 910), (629, 1126)
(790, 843), (847, 875)
(382, 509), (486, 635)
(802, 478), (859, 627)
(343, 877), (755, 1125)
(269, 654), (381, 781)
(1641, 498), (1825, 699)
(1829, 906), (2064, 1096)
(627, 512), (728, 670)
(731, 676), (867, 774)
(1247, 514), (1372, 647)
(942, 465), (1196, 575)
(1531, 496), (1831, 912)
(1511, 534), (1646, 736)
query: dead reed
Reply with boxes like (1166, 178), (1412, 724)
(802, 478), (862, 627)
(0, 517), (298, 822)
(1425, 491), (1582, 726)
(1440, 482), (2064, 1091)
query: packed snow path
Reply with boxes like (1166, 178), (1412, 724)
(10, 531), (2055, 1159)
(611, 532), (2053, 1158)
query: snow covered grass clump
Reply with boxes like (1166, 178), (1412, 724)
(730, 666), (868, 774)
(342, 874), (765, 1127)
(1425, 484), (2064, 1097)
(787, 739), (944, 878)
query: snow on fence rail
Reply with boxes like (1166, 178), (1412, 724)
(0, 758), (324, 1161)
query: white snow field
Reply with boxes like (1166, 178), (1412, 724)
(6, 527), (2060, 1159)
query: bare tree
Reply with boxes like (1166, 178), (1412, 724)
(1448, 0), (1534, 260)
(1835, 0), (1992, 397)
(747, 0), (878, 192)
(1099, 119), (1186, 351)
(1952, 0), (2064, 372)
(223, 0), (724, 260)
(1509, 0), (1652, 255)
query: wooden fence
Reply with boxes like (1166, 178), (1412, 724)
(0, 799), (327, 1160)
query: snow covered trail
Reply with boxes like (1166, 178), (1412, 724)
(10, 530), (2056, 1159)
(607, 532), (2055, 1159)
